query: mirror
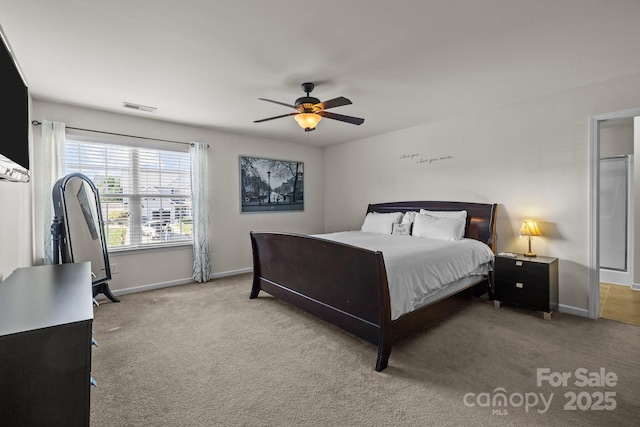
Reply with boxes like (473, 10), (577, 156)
(52, 173), (119, 302)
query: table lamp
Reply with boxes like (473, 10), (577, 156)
(519, 219), (541, 257)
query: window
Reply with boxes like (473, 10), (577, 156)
(64, 137), (192, 250)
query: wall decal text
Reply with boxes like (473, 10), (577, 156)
(399, 153), (454, 165)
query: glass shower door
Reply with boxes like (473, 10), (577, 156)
(599, 156), (629, 271)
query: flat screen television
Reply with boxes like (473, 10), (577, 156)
(0, 25), (29, 183)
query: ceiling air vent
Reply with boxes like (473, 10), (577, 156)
(122, 102), (156, 113)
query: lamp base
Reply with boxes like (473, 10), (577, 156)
(524, 252), (537, 257)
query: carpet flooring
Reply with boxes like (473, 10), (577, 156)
(90, 274), (640, 426)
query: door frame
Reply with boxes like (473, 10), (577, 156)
(589, 107), (640, 319)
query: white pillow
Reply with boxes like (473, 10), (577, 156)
(361, 212), (403, 234)
(412, 213), (466, 241)
(401, 211), (417, 224)
(419, 209), (467, 220)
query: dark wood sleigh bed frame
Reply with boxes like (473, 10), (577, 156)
(249, 201), (498, 371)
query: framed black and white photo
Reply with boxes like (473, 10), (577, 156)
(240, 156), (304, 213)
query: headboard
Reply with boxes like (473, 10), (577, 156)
(367, 201), (498, 252)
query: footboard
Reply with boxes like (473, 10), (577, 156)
(250, 231), (393, 371)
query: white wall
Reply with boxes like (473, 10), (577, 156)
(600, 119), (633, 158)
(32, 100), (324, 293)
(324, 71), (640, 316)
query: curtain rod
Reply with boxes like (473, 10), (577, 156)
(31, 120), (199, 146)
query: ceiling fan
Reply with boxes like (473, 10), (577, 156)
(253, 82), (365, 132)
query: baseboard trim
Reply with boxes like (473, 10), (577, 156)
(211, 267), (252, 279)
(599, 268), (633, 287)
(632, 283), (640, 291)
(98, 267), (253, 300)
(558, 304), (589, 318)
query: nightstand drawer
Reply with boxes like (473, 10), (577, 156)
(494, 257), (549, 283)
(494, 278), (548, 311)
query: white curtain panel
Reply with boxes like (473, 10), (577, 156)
(42, 120), (66, 264)
(190, 142), (212, 282)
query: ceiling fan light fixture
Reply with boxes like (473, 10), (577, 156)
(294, 113), (322, 131)
(255, 83), (363, 130)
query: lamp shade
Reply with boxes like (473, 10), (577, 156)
(519, 219), (541, 237)
(294, 113), (322, 130)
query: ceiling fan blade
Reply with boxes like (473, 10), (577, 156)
(314, 96), (352, 110)
(258, 98), (297, 109)
(253, 112), (298, 123)
(318, 111), (364, 125)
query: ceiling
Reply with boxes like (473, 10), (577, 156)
(2, 0), (640, 147)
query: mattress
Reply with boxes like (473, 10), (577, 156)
(313, 231), (494, 320)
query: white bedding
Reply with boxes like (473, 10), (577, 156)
(312, 231), (495, 320)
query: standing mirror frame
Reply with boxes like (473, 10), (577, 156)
(52, 172), (119, 302)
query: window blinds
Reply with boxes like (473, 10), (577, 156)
(64, 139), (193, 250)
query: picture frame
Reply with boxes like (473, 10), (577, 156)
(240, 156), (304, 213)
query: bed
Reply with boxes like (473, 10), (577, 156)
(249, 201), (498, 371)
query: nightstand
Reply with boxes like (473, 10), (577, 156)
(493, 254), (559, 320)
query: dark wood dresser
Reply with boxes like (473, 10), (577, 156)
(0, 262), (93, 426)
